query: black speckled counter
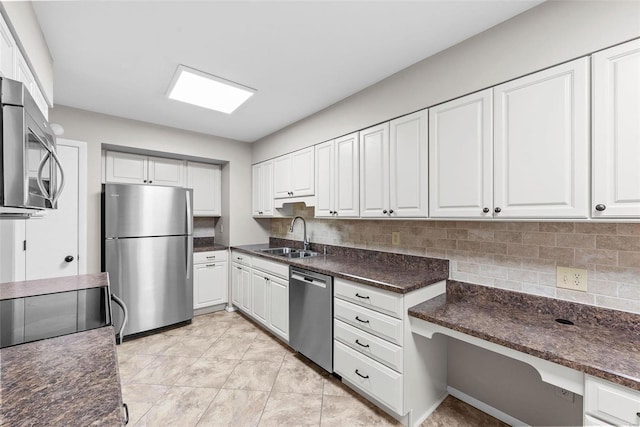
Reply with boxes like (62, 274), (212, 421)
(409, 280), (640, 392)
(232, 238), (449, 294)
(0, 326), (124, 426)
(193, 237), (227, 253)
(0, 273), (123, 426)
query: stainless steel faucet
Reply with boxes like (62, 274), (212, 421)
(289, 216), (310, 251)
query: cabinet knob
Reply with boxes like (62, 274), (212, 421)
(389, 209), (394, 214)
(64, 255), (74, 263)
(382, 210), (388, 214)
(483, 207), (490, 213)
(494, 207), (502, 213)
(595, 204), (606, 212)
(143, 180), (147, 183)
(329, 210), (334, 214)
(334, 211), (338, 216)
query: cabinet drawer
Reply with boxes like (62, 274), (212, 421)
(194, 250), (228, 264)
(584, 414), (613, 426)
(334, 298), (403, 346)
(334, 319), (403, 373)
(334, 341), (403, 414)
(231, 250), (251, 266)
(585, 375), (640, 426)
(252, 256), (288, 279)
(334, 278), (403, 319)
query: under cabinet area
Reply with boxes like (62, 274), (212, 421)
(591, 39), (640, 218)
(187, 162), (221, 216)
(193, 250), (228, 310)
(230, 251), (289, 342)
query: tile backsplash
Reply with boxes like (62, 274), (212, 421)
(193, 217), (216, 238)
(271, 205), (640, 314)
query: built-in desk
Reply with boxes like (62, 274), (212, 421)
(409, 280), (640, 426)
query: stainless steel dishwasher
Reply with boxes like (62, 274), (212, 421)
(289, 267), (333, 373)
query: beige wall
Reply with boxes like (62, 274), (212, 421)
(1, 1), (54, 104)
(49, 106), (270, 274)
(252, 1), (640, 162)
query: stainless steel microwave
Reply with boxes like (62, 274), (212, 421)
(0, 78), (63, 218)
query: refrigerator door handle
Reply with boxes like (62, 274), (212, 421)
(186, 237), (192, 280)
(185, 190), (193, 236)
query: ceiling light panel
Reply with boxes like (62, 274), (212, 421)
(167, 65), (255, 114)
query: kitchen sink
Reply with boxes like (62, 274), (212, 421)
(260, 247), (297, 255)
(259, 247), (319, 258)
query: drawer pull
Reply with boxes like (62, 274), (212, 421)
(355, 339), (369, 348)
(355, 316), (369, 324)
(355, 369), (369, 379)
(355, 293), (370, 300)
(206, 263), (216, 267)
(206, 256), (216, 259)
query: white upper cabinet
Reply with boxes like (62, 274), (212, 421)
(187, 162), (221, 217)
(360, 123), (390, 218)
(315, 132), (359, 218)
(429, 89), (493, 218)
(105, 151), (185, 187)
(0, 17), (16, 79)
(493, 57), (590, 218)
(389, 110), (428, 217)
(360, 110), (428, 218)
(273, 147), (314, 198)
(252, 160), (274, 216)
(592, 39), (640, 218)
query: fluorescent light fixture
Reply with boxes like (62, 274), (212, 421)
(167, 65), (256, 114)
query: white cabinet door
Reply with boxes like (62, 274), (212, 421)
(389, 110), (428, 217)
(252, 160), (275, 216)
(268, 275), (289, 341)
(360, 123), (390, 218)
(251, 271), (269, 325)
(231, 263), (243, 307)
(187, 162), (221, 216)
(429, 89), (493, 218)
(273, 147), (314, 199)
(592, 39), (640, 218)
(290, 146), (314, 197)
(315, 140), (335, 217)
(0, 17), (15, 79)
(335, 132), (359, 217)
(105, 151), (148, 184)
(273, 154), (292, 198)
(193, 262), (227, 309)
(494, 57), (589, 218)
(241, 265), (252, 313)
(148, 157), (185, 187)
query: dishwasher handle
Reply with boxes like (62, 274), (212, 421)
(291, 273), (327, 288)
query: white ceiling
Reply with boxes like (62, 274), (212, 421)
(33, 1), (542, 143)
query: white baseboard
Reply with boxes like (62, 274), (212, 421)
(447, 386), (529, 427)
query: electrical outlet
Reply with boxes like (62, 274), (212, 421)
(556, 266), (588, 292)
(554, 387), (575, 403)
(392, 232), (400, 245)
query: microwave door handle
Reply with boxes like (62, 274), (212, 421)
(49, 148), (65, 206)
(36, 149), (52, 202)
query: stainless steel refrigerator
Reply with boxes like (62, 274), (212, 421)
(102, 183), (193, 337)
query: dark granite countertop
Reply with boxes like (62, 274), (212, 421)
(193, 237), (227, 253)
(409, 280), (640, 392)
(232, 239), (449, 294)
(0, 272), (109, 301)
(0, 326), (124, 426)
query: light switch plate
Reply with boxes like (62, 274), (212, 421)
(556, 266), (588, 292)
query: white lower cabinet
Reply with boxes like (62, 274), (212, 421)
(333, 277), (447, 426)
(193, 251), (228, 310)
(231, 252), (289, 342)
(584, 375), (640, 426)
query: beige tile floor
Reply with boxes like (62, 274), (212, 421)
(117, 311), (505, 427)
